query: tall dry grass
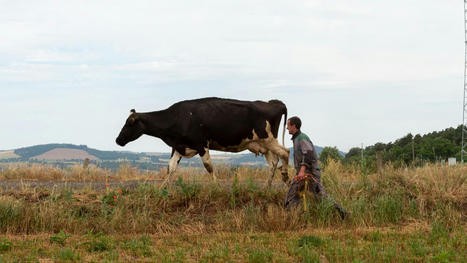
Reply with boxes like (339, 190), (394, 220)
(0, 161), (465, 235)
(0, 163), (162, 182)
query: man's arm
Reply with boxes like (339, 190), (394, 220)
(298, 165), (306, 177)
(299, 140), (314, 170)
(294, 139), (315, 181)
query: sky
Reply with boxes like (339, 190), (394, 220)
(0, 0), (463, 154)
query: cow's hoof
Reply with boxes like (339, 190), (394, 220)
(281, 173), (289, 183)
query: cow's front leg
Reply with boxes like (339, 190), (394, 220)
(200, 148), (217, 182)
(162, 149), (182, 188)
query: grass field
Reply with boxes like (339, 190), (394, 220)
(0, 151), (19, 160)
(0, 161), (465, 262)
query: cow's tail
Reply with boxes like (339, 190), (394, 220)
(282, 106), (287, 147)
(268, 99), (287, 147)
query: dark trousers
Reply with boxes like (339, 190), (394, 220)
(284, 176), (348, 218)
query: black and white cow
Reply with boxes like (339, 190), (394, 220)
(116, 97), (290, 187)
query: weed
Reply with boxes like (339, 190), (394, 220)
(71, 205), (92, 219)
(373, 192), (403, 224)
(292, 237), (321, 263)
(248, 248), (273, 263)
(200, 245), (230, 262)
(430, 220), (449, 242)
(164, 248), (186, 263)
(244, 203), (261, 227)
(82, 232), (112, 252)
(245, 176), (258, 192)
(50, 230), (71, 246)
(409, 238), (428, 258)
(175, 176), (201, 201)
(101, 191), (119, 206)
(122, 235), (153, 257)
(432, 250), (456, 263)
(0, 202), (19, 231)
(363, 231), (382, 242)
(314, 198), (337, 225)
(297, 235), (324, 248)
(297, 249), (321, 263)
(407, 198), (419, 218)
(61, 189), (74, 201)
(57, 248), (80, 261)
(105, 250), (120, 261)
(0, 238), (12, 253)
(230, 173), (239, 208)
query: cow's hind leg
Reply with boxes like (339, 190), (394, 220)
(200, 148), (217, 182)
(161, 149), (182, 188)
(264, 150), (279, 187)
(266, 141), (290, 185)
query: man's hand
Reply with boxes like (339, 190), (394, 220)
(297, 170), (305, 179)
(294, 165), (307, 182)
(298, 165), (306, 178)
(294, 174), (305, 182)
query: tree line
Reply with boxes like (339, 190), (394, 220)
(318, 125), (463, 171)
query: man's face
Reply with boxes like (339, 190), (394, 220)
(287, 120), (297, 135)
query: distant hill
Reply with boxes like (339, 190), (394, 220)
(13, 143), (145, 160)
(0, 143), (333, 170)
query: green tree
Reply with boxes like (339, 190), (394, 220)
(319, 146), (343, 167)
(344, 147), (362, 164)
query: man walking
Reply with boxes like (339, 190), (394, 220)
(284, 116), (349, 219)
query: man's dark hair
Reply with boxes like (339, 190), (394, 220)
(288, 116), (302, 130)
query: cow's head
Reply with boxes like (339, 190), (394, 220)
(116, 109), (145, 146)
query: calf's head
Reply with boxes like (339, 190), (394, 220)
(116, 109), (145, 146)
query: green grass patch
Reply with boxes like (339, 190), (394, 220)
(0, 229), (465, 262)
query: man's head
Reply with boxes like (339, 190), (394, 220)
(287, 116), (301, 135)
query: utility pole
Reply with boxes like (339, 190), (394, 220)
(462, 0), (467, 163)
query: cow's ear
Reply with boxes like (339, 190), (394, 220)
(130, 109), (136, 114)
